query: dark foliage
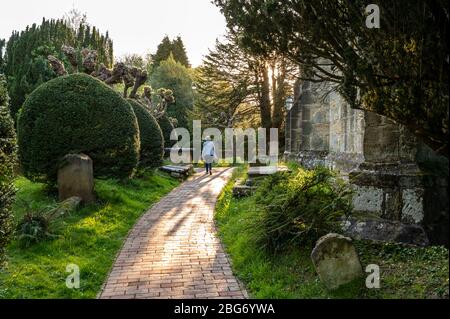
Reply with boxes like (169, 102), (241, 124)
(15, 199), (78, 247)
(151, 35), (191, 70)
(128, 99), (164, 168)
(215, 0), (449, 157)
(157, 113), (176, 148)
(253, 166), (353, 252)
(17, 73), (140, 182)
(0, 39), (5, 73)
(2, 18), (113, 119)
(0, 74), (17, 267)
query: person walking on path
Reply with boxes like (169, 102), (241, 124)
(202, 136), (217, 175)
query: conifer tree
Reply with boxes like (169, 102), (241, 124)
(0, 39), (5, 73)
(195, 32), (296, 134)
(215, 0), (449, 156)
(0, 74), (16, 267)
(3, 18), (113, 118)
(151, 36), (191, 71)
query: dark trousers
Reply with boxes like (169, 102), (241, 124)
(205, 163), (212, 173)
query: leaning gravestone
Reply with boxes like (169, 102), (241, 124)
(311, 233), (363, 290)
(57, 154), (95, 203)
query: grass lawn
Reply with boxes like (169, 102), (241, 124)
(215, 167), (449, 299)
(0, 171), (179, 299)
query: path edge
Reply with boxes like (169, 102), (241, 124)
(96, 172), (185, 299)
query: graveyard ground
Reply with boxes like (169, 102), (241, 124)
(215, 167), (449, 299)
(0, 171), (179, 298)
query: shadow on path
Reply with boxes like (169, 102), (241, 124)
(98, 168), (248, 299)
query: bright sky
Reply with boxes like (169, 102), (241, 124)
(0, 0), (227, 67)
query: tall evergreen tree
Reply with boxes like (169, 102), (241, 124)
(172, 36), (191, 68)
(194, 36), (257, 129)
(3, 18), (113, 118)
(0, 39), (5, 73)
(151, 36), (191, 71)
(215, 0), (449, 157)
(195, 33), (296, 136)
(0, 74), (16, 268)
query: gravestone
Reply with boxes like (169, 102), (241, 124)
(247, 166), (289, 178)
(232, 185), (256, 198)
(57, 154), (95, 203)
(159, 164), (194, 179)
(311, 233), (363, 290)
(51, 196), (82, 217)
(341, 217), (429, 247)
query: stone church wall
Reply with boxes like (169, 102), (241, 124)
(285, 80), (449, 246)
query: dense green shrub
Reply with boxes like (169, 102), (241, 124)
(0, 74), (17, 267)
(157, 113), (176, 148)
(253, 166), (353, 252)
(18, 73), (140, 182)
(128, 99), (164, 168)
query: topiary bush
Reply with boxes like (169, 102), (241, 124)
(17, 73), (140, 182)
(0, 74), (17, 267)
(128, 99), (164, 168)
(157, 113), (175, 149)
(253, 166), (353, 253)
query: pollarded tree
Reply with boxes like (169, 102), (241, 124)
(215, 0), (449, 157)
(3, 18), (113, 118)
(118, 53), (149, 71)
(138, 86), (177, 148)
(151, 55), (194, 131)
(0, 74), (17, 267)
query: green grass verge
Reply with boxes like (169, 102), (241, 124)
(215, 167), (449, 299)
(0, 171), (179, 299)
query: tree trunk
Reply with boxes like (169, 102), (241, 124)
(271, 59), (287, 131)
(259, 64), (272, 129)
(129, 69), (148, 99)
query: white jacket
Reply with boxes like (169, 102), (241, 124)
(202, 141), (217, 163)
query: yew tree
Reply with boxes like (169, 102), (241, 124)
(215, 0), (449, 156)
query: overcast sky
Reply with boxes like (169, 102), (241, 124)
(0, 0), (227, 67)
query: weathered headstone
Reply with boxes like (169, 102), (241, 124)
(57, 154), (95, 203)
(232, 185), (256, 198)
(311, 233), (363, 290)
(247, 166), (289, 178)
(341, 217), (429, 247)
(51, 196), (82, 217)
(160, 164), (194, 179)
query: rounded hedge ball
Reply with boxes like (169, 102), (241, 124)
(127, 99), (164, 168)
(18, 73), (140, 182)
(157, 113), (175, 148)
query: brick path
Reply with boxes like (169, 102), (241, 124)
(99, 168), (248, 299)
